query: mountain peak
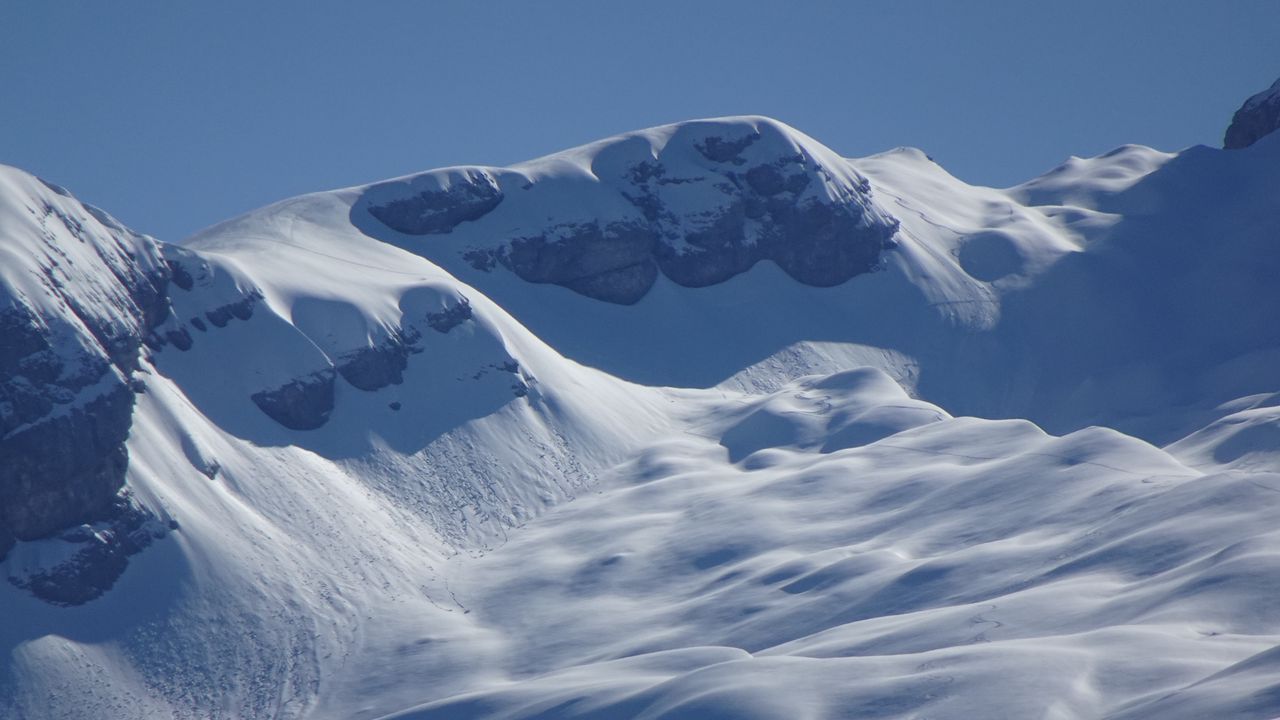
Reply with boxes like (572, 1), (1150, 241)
(1224, 75), (1280, 149)
(354, 116), (900, 304)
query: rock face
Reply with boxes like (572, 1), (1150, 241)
(361, 117), (900, 304)
(156, 247), (485, 434)
(426, 296), (473, 333)
(250, 371), (337, 430)
(335, 337), (414, 391)
(0, 382), (133, 539)
(0, 173), (173, 564)
(7, 497), (171, 605)
(367, 169), (504, 235)
(1225, 77), (1280, 149)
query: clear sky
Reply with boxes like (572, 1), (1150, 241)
(2, 1), (1278, 240)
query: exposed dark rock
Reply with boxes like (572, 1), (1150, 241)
(745, 163), (787, 196)
(559, 261), (658, 305)
(697, 133), (759, 164)
(1, 219), (174, 568)
(502, 221), (659, 304)
(250, 370), (336, 430)
(7, 498), (168, 605)
(651, 150), (895, 292)
(229, 296), (255, 321)
(0, 178), (182, 593)
(164, 328), (194, 351)
(506, 221), (656, 281)
(336, 338), (412, 391)
(368, 171), (504, 235)
(1225, 77), (1280, 149)
(766, 198), (894, 286)
(0, 306), (50, 379)
(426, 297), (474, 333)
(167, 259), (195, 291)
(0, 382), (134, 541)
(655, 200), (756, 288)
(204, 293), (260, 328)
(462, 248), (501, 272)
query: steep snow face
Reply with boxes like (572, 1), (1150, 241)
(0, 166), (683, 716)
(354, 117), (900, 304)
(1225, 75), (1280, 149)
(994, 132), (1280, 441)
(169, 187), (676, 540)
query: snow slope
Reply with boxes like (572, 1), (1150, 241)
(2, 107), (1280, 719)
(349, 120), (1280, 443)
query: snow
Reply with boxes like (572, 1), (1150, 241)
(340, 119), (1280, 442)
(2, 110), (1280, 719)
(0, 165), (166, 376)
(379, 394), (1280, 720)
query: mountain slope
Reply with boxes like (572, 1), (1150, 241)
(347, 117), (1280, 443)
(2, 84), (1280, 719)
(0, 166), (174, 599)
(0, 164), (681, 717)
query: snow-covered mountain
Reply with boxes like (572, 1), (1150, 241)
(2, 79), (1280, 719)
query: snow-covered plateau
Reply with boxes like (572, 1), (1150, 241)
(3, 80), (1280, 719)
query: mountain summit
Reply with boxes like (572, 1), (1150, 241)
(1225, 75), (1280, 148)
(358, 116), (899, 304)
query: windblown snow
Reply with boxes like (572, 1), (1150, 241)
(2, 113), (1280, 720)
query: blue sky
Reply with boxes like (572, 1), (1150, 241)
(2, 1), (1278, 240)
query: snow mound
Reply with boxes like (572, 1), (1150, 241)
(380, 392), (1280, 720)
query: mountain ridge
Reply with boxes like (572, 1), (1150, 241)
(2, 83), (1280, 718)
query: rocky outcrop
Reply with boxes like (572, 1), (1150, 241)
(1225, 77), (1280, 149)
(362, 118), (899, 304)
(481, 142), (899, 303)
(250, 370), (337, 430)
(336, 334), (415, 391)
(202, 293), (259, 327)
(0, 185), (173, 566)
(0, 382), (134, 540)
(426, 297), (473, 333)
(367, 169), (504, 235)
(485, 221), (660, 304)
(155, 251), (484, 431)
(6, 497), (171, 605)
